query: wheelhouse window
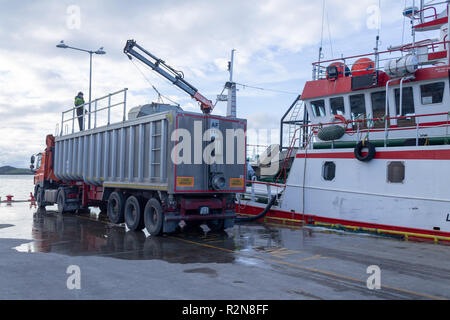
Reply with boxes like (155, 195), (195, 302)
(322, 161), (336, 181)
(310, 100), (326, 117)
(394, 87), (416, 127)
(370, 91), (386, 117)
(349, 94), (367, 129)
(387, 161), (405, 183)
(330, 97), (345, 115)
(394, 87), (415, 115)
(420, 82), (445, 105)
(349, 94), (366, 120)
(370, 91), (386, 128)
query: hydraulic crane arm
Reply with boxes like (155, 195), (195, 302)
(124, 39), (213, 114)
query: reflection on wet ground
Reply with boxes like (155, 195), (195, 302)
(21, 209), (239, 263)
(2, 203), (450, 299)
(20, 207), (330, 264)
(9, 206), (328, 265)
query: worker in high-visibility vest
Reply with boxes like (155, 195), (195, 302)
(74, 92), (85, 131)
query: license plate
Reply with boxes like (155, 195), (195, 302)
(199, 207), (209, 215)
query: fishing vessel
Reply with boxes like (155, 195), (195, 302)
(239, 1), (450, 243)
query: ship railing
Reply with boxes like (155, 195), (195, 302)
(275, 127), (301, 184)
(56, 88), (128, 137)
(301, 111), (450, 148)
(311, 40), (450, 80)
(412, 6), (439, 22)
(242, 177), (285, 205)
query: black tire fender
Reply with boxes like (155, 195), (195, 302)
(354, 141), (376, 162)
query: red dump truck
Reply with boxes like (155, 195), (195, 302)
(31, 40), (246, 235)
(32, 101), (246, 235)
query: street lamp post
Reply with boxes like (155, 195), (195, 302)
(56, 40), (106, 129)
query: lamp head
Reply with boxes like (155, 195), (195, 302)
(56, 40), (68, 49)
(95, 47), (106, 55)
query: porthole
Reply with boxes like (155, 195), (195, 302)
(322, 161), (336, 181)
(387, 161), (405, 183)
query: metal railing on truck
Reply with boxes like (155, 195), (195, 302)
(56, 88), (128, 136)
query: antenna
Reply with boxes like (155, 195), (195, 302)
(226, 49), (237, 118)
(316, 0), (326, 80)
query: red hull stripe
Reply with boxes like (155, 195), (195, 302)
(296, 149), (450, 160)
(237, 204), (450, 241)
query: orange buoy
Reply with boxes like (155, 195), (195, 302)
(351, 58), (375, 76)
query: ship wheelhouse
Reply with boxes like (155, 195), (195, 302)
(284, 2), (450, 151)
(301, 69), (450, 149)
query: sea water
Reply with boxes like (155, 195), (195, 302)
(0, 175), (34, 201)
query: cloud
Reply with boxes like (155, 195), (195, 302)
(0, 0), (407, 167)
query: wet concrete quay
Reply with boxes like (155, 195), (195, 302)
(0, 202), (449, 300)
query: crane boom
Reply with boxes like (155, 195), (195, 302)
(124, 39), (213, 114)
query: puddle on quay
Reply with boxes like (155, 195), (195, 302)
(8, 207), (312, 264)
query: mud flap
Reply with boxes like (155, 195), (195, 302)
(163, 214), (179, 233)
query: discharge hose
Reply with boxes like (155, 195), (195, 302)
(235, 195), (277, 223)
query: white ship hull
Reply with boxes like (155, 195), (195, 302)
(280, 145), (450, 233)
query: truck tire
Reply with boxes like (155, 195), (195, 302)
(107, 192), (126, 224)
(56, 188), (77, 214)
(124, 196), (145, 231)
(36, 186), (45, 209)
(144, 198), (163, 236)
(57, 189), (65, 214)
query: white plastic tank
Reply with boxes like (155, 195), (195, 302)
(384, 55), (418, 77)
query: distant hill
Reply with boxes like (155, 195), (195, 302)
(0, 166), (33, 175)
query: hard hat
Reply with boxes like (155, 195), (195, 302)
(78, 92), (84, 96)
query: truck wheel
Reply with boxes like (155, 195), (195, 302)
(107, 192), (125, 224)
(124, 196), (145, 231)
(144, 198), (163, 236)
(57, 189), (66, 214)
(36, 186), (45, 209)
(206, 219), (225, 232)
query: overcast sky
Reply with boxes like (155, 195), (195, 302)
(0, 0), (429, 167)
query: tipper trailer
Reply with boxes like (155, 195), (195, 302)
(31, 40), (247, 235)
(32, 102), (246, 235)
